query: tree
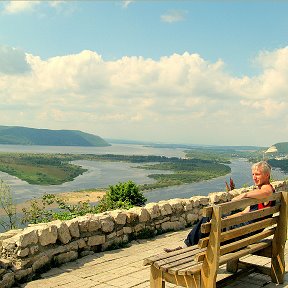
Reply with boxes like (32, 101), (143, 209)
(97, 180), (147, 212)
(0, 180), (17, 231)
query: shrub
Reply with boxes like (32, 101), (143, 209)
(96, 180), (147, 213)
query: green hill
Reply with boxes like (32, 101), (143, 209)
(273, 142), (288, 154)
(0, 126), (110, 147)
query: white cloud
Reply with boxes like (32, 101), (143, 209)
(0, 47), (287, 145)
(122, 1), (134, 8)
(2, 0), (69, 14)
(3, 1), (40, 14)
(0, 46), (30, 74)
(161, 10), (187, 23)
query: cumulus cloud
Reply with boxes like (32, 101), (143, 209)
(1, 46), (287, 145)
(0, 46), (30, 74)
(161, 10), (187, 23)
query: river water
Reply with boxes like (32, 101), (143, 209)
(0, 144), (287, 204)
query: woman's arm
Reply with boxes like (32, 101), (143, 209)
(231, 184), (273, 202)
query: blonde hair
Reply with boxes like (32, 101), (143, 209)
(251, 161), (271, 175)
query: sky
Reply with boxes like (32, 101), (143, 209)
(0, 1), (288, 147)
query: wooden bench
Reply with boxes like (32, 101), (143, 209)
(143, 191), (287, 287)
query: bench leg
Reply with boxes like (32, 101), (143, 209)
(150, 265), (165, 287)
(226, 259), (239, 273)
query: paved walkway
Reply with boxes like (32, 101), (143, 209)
(19, 228), (288, 288)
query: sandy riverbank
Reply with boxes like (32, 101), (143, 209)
(0, 190), (106, 215)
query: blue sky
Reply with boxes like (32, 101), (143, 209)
(0, 1), (288, 146)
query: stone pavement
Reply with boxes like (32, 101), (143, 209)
(19, 228), (288, 288)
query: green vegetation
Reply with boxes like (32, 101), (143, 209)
(0, 125), (110, 146)
(0, 153), (87, 185)
(268, 159), (288, 173)
(139, 159), (231, 189)
(274, 142), (288, 154)
(0, 180), (17, 230)
(96, 181), (147, 212)
(21, 193), (97, 224)
(0, 152), (233, 187)
(21, 181), (146, 225)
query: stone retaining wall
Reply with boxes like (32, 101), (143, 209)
(0, 181), (287, 288)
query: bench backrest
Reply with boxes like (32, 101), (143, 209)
(196, 191), (288, 287)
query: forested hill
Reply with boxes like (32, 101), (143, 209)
(0, 126), (110, 147)
(274, 142), (288, 154)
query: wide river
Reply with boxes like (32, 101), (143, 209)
(0, 144), (287, 204)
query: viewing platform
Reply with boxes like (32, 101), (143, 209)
(20, 228), (288, 288)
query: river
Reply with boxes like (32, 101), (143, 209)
(0, 144), (287, 204)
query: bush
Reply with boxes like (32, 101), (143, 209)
(96, 181), (147, 213)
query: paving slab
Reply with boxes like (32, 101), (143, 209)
(18, 228), (288, 288)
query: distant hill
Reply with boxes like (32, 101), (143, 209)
(0, 126), (110, 147)
(265, 142), (288, 154)
(273, 142), (288, 154)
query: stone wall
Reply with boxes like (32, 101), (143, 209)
(0, 181), (287, 288)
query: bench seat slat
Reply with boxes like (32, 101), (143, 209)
(143, 245), (199, 266)
(167, 260), (200, 274)
(154, 248), (205, 270)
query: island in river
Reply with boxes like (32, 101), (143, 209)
(0, 152), (231, 189)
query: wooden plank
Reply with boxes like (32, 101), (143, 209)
(201, 205), (279, 234)
(219, 192), (281, 215)
(202, 206), (212, 218)
(154, 248), (202, 267)
(198, 217), (278, 249)
(220, 217), (278, 243)
(196, 228), (274, 262)
(200, 205), (222, 288)
(155, 249), (203, 271)
(271, 191), (288, 284)
(221, 206), (279, 229)
(143, 245), (199, 266)
(168, 261), (199, 275)
(203, 192), (281, 218)
(150, 265), (164, 288)
(163, 271), (201, 287)
(220, 228), (275, 255)
(218, 240), (271, 266)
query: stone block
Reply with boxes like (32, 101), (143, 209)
(159, 202), (173, 216)
(38, 224), (58, 246)
(65, 219), (80, 238)
(54, 251), (78, 265)
(16, 247), (29, 258)
(0, 272), (14, 288)
(56, 222), (71, 244)
(123, 226), (133, 234)
(32, 254), (50, 271)
(16, 228), (38, 248)
(110, 210), (127, 225)
(77, 238), (86, 249)
(87, 235), (105, 246)
(14, 267), (33, 281)
(145, 203), (160, 219)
